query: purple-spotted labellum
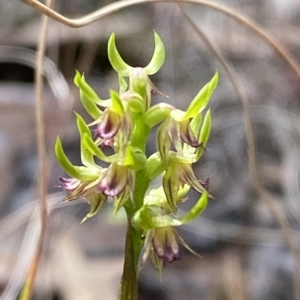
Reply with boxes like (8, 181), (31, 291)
(95, 109), (121, 140)
(147, 227), (180, 263)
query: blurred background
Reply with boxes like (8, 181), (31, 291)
(1, 0), (300, 299)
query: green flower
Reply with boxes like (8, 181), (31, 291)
(162, 156), (208, 214)
(107, 31), (165, 109)
(132, 189), (208, 273)
(58, 176), (107, 223)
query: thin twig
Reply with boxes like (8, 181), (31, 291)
(18, 0), (300, 78)
(222, 250), (245, 300)
(19, 0), (53, 299)
(178, 4), (300, 300)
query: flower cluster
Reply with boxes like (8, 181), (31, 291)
(55, 31), (218, 271)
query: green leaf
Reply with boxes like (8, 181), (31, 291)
(107, 33), (133, 76)
(74, 71), (103, 119)
(144, 31), (165, 75)
(55, 137), (99, 180)
(180, 191), (208, 224)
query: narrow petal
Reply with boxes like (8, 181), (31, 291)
(180, 191), (208, 224)
(108, 33), (133, 76)
(157, 120), (172, 164)
(178, 163), (206, 194)
(55, 137), (99, 180)
(184, 71), (219, 119)
(59, 177), (80, 192)
(81, 193), (107, 223)
(179, 120), (201, 147)
(175, 231), (202, 258)
(168, 119), (183, 153)
(144, 31), (165, 75)
(142, 230), (155, 263)
(162, 166), (179, 214)
(63, 180), (97, 202)
(74, 71), (103, 119)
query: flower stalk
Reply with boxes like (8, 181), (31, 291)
(55, 31), (218, 300)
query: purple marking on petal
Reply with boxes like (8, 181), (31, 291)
(180, 120), (200, 147)
(98, 165), (128, 197)
(199, 178), (209, 190)
(96, 111), (121, 139)
(152, 228), (180, 263)
(58, 177), (80, 192)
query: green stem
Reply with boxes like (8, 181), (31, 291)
(118, 219), (143, 300)
(119, 115), (151, 299)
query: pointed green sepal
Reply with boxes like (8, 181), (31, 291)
(132, 205), (181, 231)
(131, 205), (157, 230)
(174, 231), (202, 258)
(81, 193), (107, 223)
(108, 33), (133, 76)
(195, 110), (211, 160)
(113, 192), (129, 217)
(55, 137), (99, 180)
(177, 184), (190, 200)
(162, 166), (179, 214)
(151, 214), (182, 228)
(144, 31), (165, 75)
(118, 74), (128, 94)
(183, 113), (202, 154)
(190, 113), (202, 139)
(144, 103), (173, 128)
(199, 109), (211, 146)
(82, 133), (120, 163)
(74, 71), (103, 119)
(129, 68), (149, 102)
(123, 146), (147, 170)
(171, 71), (218, 121)
(185, 71), (218, 118)
(76, 113), (97, 168)
(144, 152), (164, 180)
(122, 91), (145, 115)
(110, 89), (125, 115)
(180, 191), (208, 224)
(156, 120), (171, 165)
